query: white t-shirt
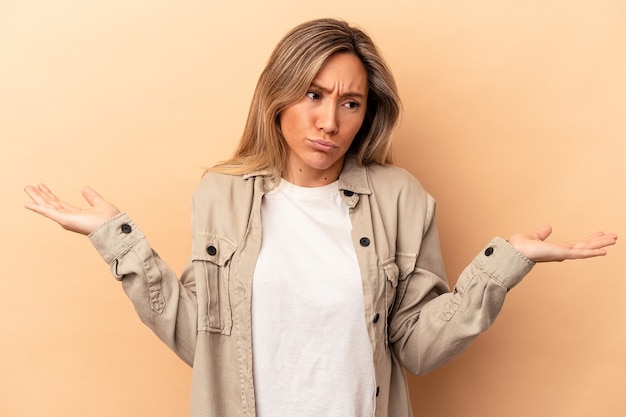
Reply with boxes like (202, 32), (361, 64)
(251, 179), (375, 417)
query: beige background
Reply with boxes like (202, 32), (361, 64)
(1, 1), (625, 416)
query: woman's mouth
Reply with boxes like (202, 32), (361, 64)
(309, 139), (337, 152)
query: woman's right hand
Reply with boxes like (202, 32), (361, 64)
(24, 184), (121, 235)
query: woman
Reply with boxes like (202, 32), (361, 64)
(24, 18), (616, 417)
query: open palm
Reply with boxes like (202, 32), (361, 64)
(24, 184), (120, 235)
(508, 225), (617, 263)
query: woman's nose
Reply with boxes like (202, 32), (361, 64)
(316, 102), (338, 134)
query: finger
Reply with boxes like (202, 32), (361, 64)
(24, 184), (43, 199)
(564, 248), (608, 260)
(24, 185), (57, 208)
(572, 233), (618, 250)
(34, 183), (70, 210)
(533, 225), (552, 241)
(81, 187), (104, 207)
(24, 198), (65, 222)
(584, 231), (606, 240)
(572, 231), (610, 245)
(563, 234), (617, 258)
(588, 233), (618, 249)
(37, 183), (61, 203)
(24, 201), (45, 215)
(25, 184), (81, 214)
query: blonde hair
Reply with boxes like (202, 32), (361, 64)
(212, 18), (401, 180)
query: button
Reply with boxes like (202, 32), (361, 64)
(359, 237), (370, 247)
(343, 190), (354, 197)
(206, 245), (217, 256)
(373, 313), (380, 323)
(120, 224), (132, 234)
(484, 247), (494, 256)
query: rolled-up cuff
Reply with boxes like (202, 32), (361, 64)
(473, 237), (535, 290)
(88, 212), (145, 265)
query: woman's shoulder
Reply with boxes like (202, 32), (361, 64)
(193, 170), (258, 201)
(366, 163), (436, 222)
(199, 169), (247, 184)
(366, 163), (428, 194)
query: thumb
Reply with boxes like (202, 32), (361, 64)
(533, 225), (553, 241)
(81, 187), (106, 207)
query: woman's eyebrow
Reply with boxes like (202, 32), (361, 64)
(309, 82), (367, 99)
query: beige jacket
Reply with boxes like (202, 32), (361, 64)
(89, 154), (534, 417)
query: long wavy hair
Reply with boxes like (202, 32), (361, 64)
(211, 18), (401, 181)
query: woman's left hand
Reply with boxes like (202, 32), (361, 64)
(508, 226), (617, 262)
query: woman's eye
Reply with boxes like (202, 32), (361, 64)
(306, 91), (321, 100)
(344, 101), (360, 109)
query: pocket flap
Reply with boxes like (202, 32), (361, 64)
(191, 234), (237, 266)
(383, 260), (400, 288)
(396, 253), (417, 281)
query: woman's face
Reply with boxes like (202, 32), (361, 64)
(279, 53), (368, 187)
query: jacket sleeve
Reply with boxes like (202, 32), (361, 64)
(388, 192), (534, 376)
(88, 213), (197, 366)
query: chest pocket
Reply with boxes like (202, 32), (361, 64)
(383, 253), (417, 317)
(192, 234), (237, 335)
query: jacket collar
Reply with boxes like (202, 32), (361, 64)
(338, 153), (372, 196)
(242, 170), (270, 180)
